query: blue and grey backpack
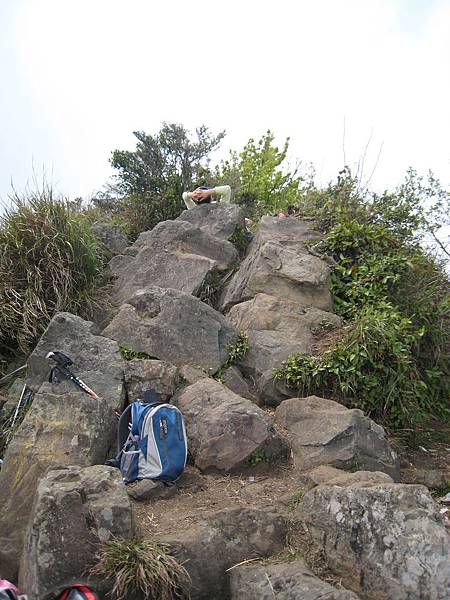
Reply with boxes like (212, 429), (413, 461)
(114, 390), (188, 484)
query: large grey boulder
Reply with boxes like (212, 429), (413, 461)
(103, 287), (238, 373)
(133, 219), (238, 268)
(297, 482), (450, 600)
(27, 312), (125, 410)
(110, 219), (239, 304)
(91, 221), (129, 257)
(229, 559), (361, 600)
(227, 292), (341, 338)
(124, 359), (180, 402)
(177, 202), (244, 240)
(221, 365), (256, 402)
(19, 465), (133, 600)
(164, 506), (285, 600)
(0, 387), (116, 580)
(275, 396), (399, 480)
(220, 217), (331, 312)
(174, 378), (286, 472)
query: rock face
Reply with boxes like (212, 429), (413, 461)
(220, 216), (331, 312)
(91, 221), (129, 256)
(221, 365), (256, 401)
(164, 506), (285, 600)
(19, 465), (133, 600)
(110, 219), (238, 304)
(229, 558), (362, 600)
(124, 359), (180, 402)
(103, 287), (238, 373)
(228, 292), (341, 339)
(0, 387), (116, 580)
(27, 312), (125, 410)
(177, 202), (243, 240)
(275, 396), (399, 479)
(174, 378), (286, 472)
(297, 482), (450, 600)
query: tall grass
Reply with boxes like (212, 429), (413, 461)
(0, 183), (102, 354)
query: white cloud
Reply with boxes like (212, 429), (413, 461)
(0, 0), (448, 201)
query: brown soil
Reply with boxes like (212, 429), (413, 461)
(132, 462), (304, 539)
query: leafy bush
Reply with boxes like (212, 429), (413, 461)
(216, 131), (303, 218)
(0, 184), (102, 354)
(276, 169), (449, 429)
(90, 537), (189, 600)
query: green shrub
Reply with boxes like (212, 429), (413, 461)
(119, 346), (156, 361)
(90, 537), (189, 600)
(0, 184), (102, 354)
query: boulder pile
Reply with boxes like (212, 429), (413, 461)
(0, 204), (447, 600)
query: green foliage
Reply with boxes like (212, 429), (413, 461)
(276, 168), (449, 430)
(217, 131), (302, 218)
(228, 223), (253, 257)
(90, 537), (190, 600)
(103, 123), (225, 238)
(224, 334), (249, 368)
(119, 346), (156, 361)
(0, 183), (102, 355)
(246, 448), (268, 467)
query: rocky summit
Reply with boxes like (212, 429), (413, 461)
(0, 205), (448, 600)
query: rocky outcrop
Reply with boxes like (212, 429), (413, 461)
(19, 465), (133, 600)
(110, 219), (238, 304)
(27, 312), (125, 410)
(228, 292), (341, 339)
(177, 202), (243, 240)
(297, 482), (450, 600)
(164, 506), (285, 600)
(91, 221), (129, 257)
(0, 387), (116, 579)
(275, 396), (399, 479)
(124, 359), (180, 402)
(103, 287), (238, 373)
(229, 559), (361, 600)
(174, 378), (286, 471)
(220, 216), (332, 312)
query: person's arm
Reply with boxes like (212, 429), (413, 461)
(213, 185), (231, 204)
(182, 191), (197, 210)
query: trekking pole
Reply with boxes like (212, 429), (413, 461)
(46, 351), (99, 399)
(6, 383), (27, 441)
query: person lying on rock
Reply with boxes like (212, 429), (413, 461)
(182, 184), (231, 209)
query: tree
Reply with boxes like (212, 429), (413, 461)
(107, 123), (225, 238)
(111, 123), (225, 196)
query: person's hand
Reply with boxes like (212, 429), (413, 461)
(188, 190), (202, 202)
(194, 188), (213, 201)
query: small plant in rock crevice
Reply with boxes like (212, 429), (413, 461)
(119, 346), (157, 361)
(213, 334), (249, 382)
(90, 537), (190, 600)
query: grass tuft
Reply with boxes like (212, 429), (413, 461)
(90, 537), (190, 600)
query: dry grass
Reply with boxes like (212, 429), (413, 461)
(90, 537), (190, 600)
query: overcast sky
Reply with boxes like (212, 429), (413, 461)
(1, 0), (449, 204)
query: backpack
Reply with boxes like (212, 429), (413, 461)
(115, 390), (188, 484)
(54, 585), (99, 600)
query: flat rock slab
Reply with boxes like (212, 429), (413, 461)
(229, 558), (361, 599)
(103, 286), (238, 373)
(297, 482), (450, 600)
(124, 359), (180, 402)
(176, 202), (243, 240)
(20, 465), (132, 600)
(0, 388), (116, 580)
(163, 506), (285, 600)
(300, 465), (393, 490)
(174, 378), (286, 472)
(110, 219), (239, 305)
(27, 312), (125, 410)
(220, 217), (331, 312)
(275, 396), (399, 480)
